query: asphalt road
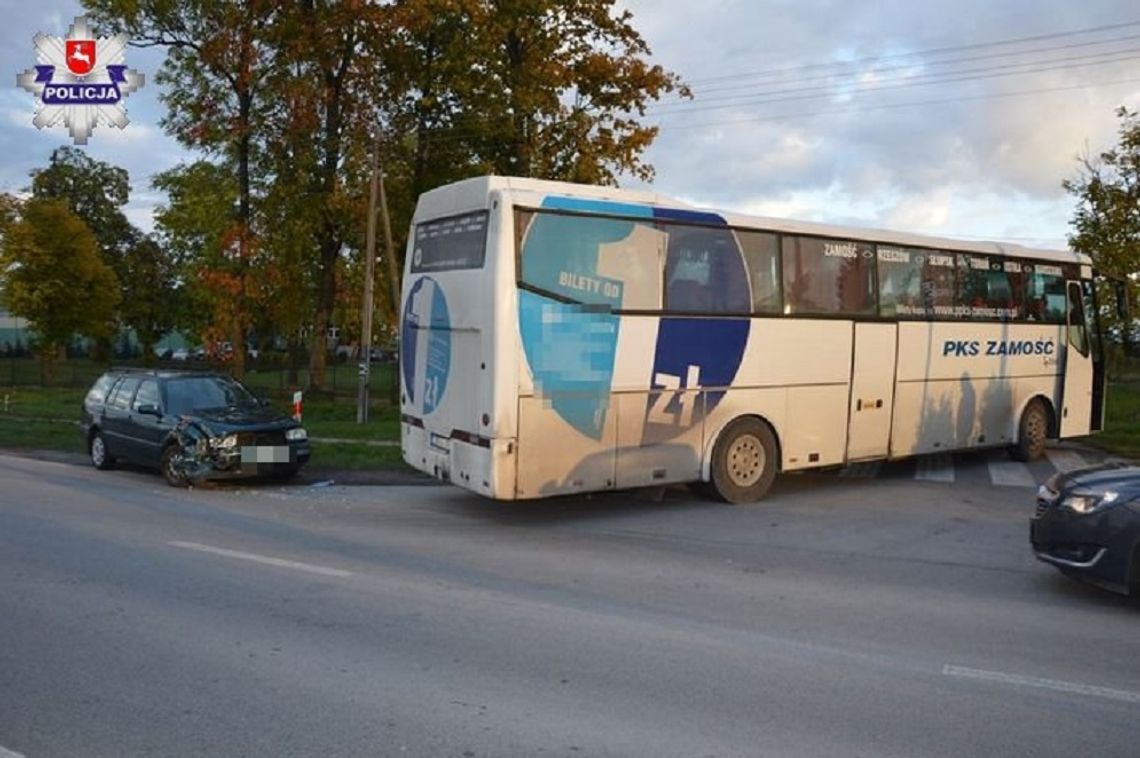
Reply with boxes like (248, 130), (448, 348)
(0, 452), (1137, 757)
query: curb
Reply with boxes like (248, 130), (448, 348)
(0, 447), (436, 487)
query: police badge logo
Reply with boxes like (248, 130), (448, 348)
(15, 15), (145, 145)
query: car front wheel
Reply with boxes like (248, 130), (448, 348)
(90, 431), (115, 471)
(161, 444), (189, 488)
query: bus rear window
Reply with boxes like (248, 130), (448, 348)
(410, 212), (488, 273)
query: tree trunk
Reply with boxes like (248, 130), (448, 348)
(308, 244), (337, 390)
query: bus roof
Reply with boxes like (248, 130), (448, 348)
(416, 175), (1089, 266)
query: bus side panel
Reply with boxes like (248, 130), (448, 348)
(891, 322), (1065, 456)
(516, 394), (617, 498)
(614, 391), (703, 488)
(783, 385), (850, 469)
(703, 319), (852, 474)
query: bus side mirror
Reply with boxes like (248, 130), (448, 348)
(1115, 280), (1130, 321)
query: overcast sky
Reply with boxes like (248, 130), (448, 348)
(3, 0), (1139, 250)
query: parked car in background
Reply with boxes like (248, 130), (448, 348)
(81, 369), (310, 486)
(1031, 462), (1140, 595)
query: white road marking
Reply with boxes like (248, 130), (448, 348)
(168, 541), (354, 578)
(1045, 449), (1088, 473)
(943, 665), (1140, 704)
(986, 460), (1038, 488)
(915, 453), (954, 483)
(0, 745), (27, 758)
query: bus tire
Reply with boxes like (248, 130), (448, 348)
(709, 417), (778, 504)
(1011, 399), (1048, 462)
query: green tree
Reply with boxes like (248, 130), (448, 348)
(120, 234), (182, 362)
(1064, 106), (1140, 355)
(30, 146), (133, 258)
(0, 199), (121, 379)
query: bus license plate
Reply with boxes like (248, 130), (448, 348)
(429, 433), (450, 452)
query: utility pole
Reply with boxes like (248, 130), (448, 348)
(378, 158), (400, 325)
(357, 133), (380, 424)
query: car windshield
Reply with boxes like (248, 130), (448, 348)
(164, 376), (258, 415)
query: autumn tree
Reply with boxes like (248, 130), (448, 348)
(384, 0), (686, 191)
(153, 161), (250, 357)
(1064, 106), (1140, 355)
(0, 199), (121, 379)
(261, 0), (389, 389)
(86, 0), (280, 377)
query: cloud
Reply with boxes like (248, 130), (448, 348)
(622, 0), (1140, 245)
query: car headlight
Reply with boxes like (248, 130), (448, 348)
(210, 434), (239, 450)
(286, 428), (307, 441)
(1060, 491), (1119, 514)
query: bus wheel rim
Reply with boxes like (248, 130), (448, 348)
(727, 433), (764, 487)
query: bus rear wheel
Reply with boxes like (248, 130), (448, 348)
(709, 417), (778, 504)
(1011, 399), (1048, 462)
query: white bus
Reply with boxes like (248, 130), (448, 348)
(400, 176), (1109, 503)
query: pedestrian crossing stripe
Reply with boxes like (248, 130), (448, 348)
(833, 447), (1109, 488)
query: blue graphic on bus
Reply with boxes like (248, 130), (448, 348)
(401, 276), (451, 415)
(519, 291), (617, 439)
(517, 196), (752, 442)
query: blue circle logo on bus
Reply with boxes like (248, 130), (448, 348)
(401, 276), (451, 416)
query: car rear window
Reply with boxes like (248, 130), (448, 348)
(86, 374), (118, 405)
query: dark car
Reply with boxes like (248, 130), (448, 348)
(80, 370), (310, 486)
(1031, 462), (1140, 595)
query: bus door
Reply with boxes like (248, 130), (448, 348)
(1060, 280), (1093, 437)
(846, 322), (898, 461)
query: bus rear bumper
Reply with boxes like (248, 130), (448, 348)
(401, 422), (516, 499)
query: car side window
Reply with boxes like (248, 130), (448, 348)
(109, 377), (141, 410)
(133, 380), (160, 412)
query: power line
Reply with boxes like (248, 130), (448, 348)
(688, 31), (1140, 98)
(651, 76), (1140, 132)
(650, 47), (1140, 116)
(684, 19), (1140, 86)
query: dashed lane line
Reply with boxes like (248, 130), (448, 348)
(943, 664), (1140, 704)
(168, 541), (354, 578)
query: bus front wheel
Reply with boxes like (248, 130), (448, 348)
(710, 417), (778, 504)
(1012, 399), (1049, 462)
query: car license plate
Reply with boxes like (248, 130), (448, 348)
(240, 445), (291, 464)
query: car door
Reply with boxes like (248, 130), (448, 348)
(102, 375), (141, 462)
(130, 379), (170, 467)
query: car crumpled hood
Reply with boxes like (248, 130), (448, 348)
(190, 406), (298, 435)
(1055, 462), (1140, 498)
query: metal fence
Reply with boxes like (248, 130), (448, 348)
(0, 356), (400, 405)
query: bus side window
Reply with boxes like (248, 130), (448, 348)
(1026, 269), (1067, 323)
(739, 230), (781, 314)
(663, 225), (750, 314)
(782, 235), (875, 316)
